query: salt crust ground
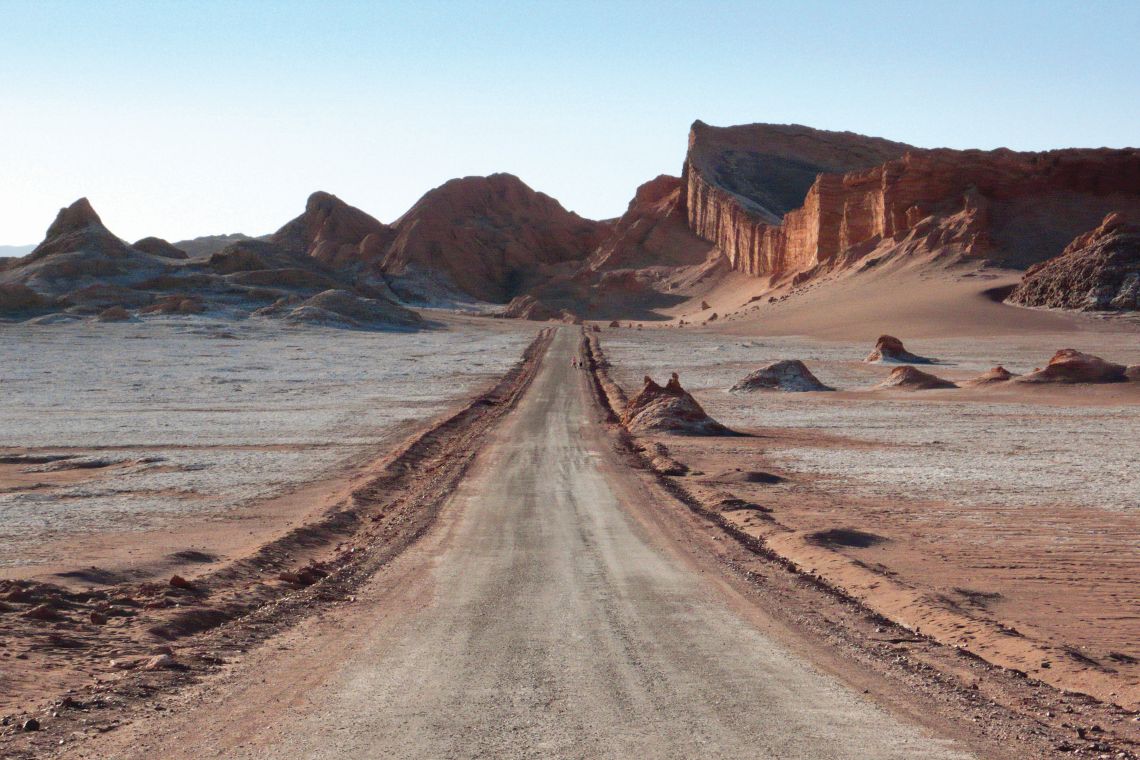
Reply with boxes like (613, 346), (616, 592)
(0, 315), (532, 568)
(604, 330), (1140, 512)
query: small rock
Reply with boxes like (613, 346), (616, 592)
(90, 610), (108, 625)
(144, 654), (176, 671)
(22, 718), (40, 732)
(169, 575), (194, 590)
(23, 603), (59, 621)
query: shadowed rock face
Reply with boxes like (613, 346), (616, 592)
(380, 173), (609, 303)
(623, 373), (734, 435)
(684, 121), (1140, 283)
(588, 175), (713, 271)
(730, 360), (833, 392)
(1018, 349), (1127, 384)
(1007, 213), (1140, 311)
(874, 366), (957, 390)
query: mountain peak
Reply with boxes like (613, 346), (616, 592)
(45, 197), (104, 239)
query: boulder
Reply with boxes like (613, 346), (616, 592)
(865, 335), (935, 364)
(623, 373), (734, 435)
(874, 366), (956, 390)
(1017, 349), (1127, 384)
(730, 360), (833, 392)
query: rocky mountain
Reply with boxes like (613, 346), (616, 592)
(1006, 213), (1139, 311)
(683, 121), (1140, 284)
(0, 199), (172, 303)
(270, 191), (395, 269)
(0, 197), (421, 329)
(379, 173), (609, 303)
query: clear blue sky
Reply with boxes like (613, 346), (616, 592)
(2, 0), (1137, 245)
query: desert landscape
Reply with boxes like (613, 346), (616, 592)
(2, 4), (1138, 757)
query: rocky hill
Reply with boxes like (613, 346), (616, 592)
(1007, 213), (1140, 311)
(379, 173), (609, 303)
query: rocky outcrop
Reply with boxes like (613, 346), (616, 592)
(1017, 349), (1127, 384)
(874, 366), (957, 390)
(0, 283), (48, 315)
(1006, 214), (1140, 311)
(623, 373), (733, 435)
(684, 121), (1140, 283)
(960, 366), (1017, 386)
(0, 199), (172, 298)
(588, 175), (712, 271)
(864, 335), (935, 364)
(172, 233), (254, 259)
(684, 121), (911, 275)
(730, 360), (833, 392)
(133, 237), (188, 260)
(261, 289), (423, 330)
(270, 191), (395, 269)
(96, 305), (132, 322)
(380, 173), (608, 303)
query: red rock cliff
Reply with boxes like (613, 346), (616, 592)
(684, 121), (1140, 279)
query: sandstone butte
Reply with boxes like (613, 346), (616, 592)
(683, 120), (1140, 283)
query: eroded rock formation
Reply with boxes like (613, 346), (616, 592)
(623, 373), (733, 435)
(684, 121), (1140, 283)
(730, 360), (833, 392)
(380, 173), (608, 303)
(864, 335), (935, 364)
(960, 366), (1017, 386)
(1007, 213), (1140, 311)
(271, 191), (395, 269)
(588, 175), (712, 271)
(1017, 349), (1127, 384)
(874, 366), (957, 390)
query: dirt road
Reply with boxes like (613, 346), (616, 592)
(91, 329), (972, 759)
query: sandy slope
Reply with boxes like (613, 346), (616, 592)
(69, 329), (971, 760)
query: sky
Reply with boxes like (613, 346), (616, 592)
(1, 0), (1138, 245)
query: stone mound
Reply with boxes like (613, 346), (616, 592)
(96, 306), (132, 322)
(959, 366), (1017, 386)
(730, 360), (833, 392)
(277, 289), (422, 330)
(865, 335), (935, 363)
(1007, 213), (1140, 311)
(1017, 349), (1126, 384)
(622, 373), (734, 436)
(875, 366), (957, 390)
